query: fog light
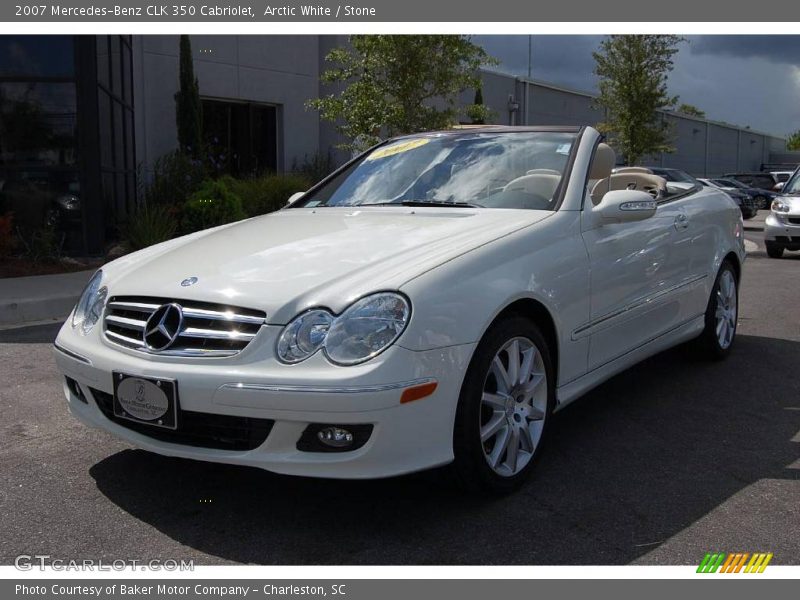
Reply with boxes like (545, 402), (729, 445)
(317, 427), (354, 448)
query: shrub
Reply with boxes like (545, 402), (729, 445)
(182, 178), (245, 233)
(291, 151), (336, 186)
(123, 204), (179, 251)
(227, 174), (311, 217)
(0, 212), (14, 258)
(143, 150), (206, 207)
(17, 223), (62, 263)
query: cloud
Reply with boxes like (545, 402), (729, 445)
(688, 35), (800, 65)
(471, 35), (800, 136)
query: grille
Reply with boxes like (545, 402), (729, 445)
(788, 217), (800, 225)
(90, 388), (274, 451)
(104, 296), (266, 357)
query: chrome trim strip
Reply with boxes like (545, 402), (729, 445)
(572, 273), (707, 340)
(53, 343), (92, 365)
(147, 347), (239, 358)
(221, 377), (436, 395)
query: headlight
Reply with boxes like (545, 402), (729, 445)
(276, 309), (334, 364)
(771, 198), (791, 213)
(71, 270), (107, 335)
(276, 292), (411, 365)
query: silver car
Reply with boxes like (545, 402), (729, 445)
(764, 168), (800, 258)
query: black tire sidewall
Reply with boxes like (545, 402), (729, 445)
(452, 315), (555, 494)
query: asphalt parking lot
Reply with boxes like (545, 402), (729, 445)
(1, 214), (798, 566)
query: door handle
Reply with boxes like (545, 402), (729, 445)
(674, 213), (689, 230)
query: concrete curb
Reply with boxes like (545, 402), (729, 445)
(0, 270), (94, 328)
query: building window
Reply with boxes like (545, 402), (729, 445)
(202, 98), (278, 175)
(96, 35), (136, 238)
(0, 36), (81, 249)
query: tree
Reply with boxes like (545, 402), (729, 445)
(677, 103), (706, 119)
(465, 86), (494, 125)
(593, 35), (685, 165)
(308, 36), (496, 152)
(174, 35), (202, 157)
(787, 130), (800, 151)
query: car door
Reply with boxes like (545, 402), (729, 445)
(580, 196), (691, 371)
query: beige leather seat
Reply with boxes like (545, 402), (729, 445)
(591, 172), (667, 205)
(612, 166), (653, 174)
(503, 173), (562, 200)
(525, 168), (562, 176)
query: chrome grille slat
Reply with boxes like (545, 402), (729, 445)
(104, 295), (265, 358)
(106, 329), (144, 346)
(180, 327), (257, 340)
(105, 315), (148, 330)
(107, 301), (160, 312)
(181, 307), (264, 325)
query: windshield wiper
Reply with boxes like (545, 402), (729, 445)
(361, 199), (483, 208)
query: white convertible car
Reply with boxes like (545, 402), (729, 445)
(54, 126), (745, 493)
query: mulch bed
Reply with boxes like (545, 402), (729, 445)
(0, 257), (103, 279)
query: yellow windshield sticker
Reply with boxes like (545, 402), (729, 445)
(366, 138), (430, 161)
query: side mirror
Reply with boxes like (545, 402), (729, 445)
(593, 189), (657, 223)
(286, 191), (306, 206)
(774, 182), (785, 192)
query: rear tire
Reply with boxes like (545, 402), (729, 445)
(451, 315), (555, 494)
(693, 262), (738, 360)
(766, 242), (784, 258)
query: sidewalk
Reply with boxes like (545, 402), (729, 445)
(0, 270), (93, 328)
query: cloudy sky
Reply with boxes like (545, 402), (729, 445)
(472, 35), (800, 137)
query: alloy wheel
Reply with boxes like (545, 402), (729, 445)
(715, 270), (737, 349)
(479, 337), (548, 477)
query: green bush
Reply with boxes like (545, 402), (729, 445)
(123, 204), (179, 250)
(226, 173), (311, 217)
(291, 151), (336, 186)
(143, 150), (206, 207)
(182, 178), (245, 233)
(17, 223), (62, 263)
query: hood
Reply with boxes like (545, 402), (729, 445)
(105, 207), (553, 323)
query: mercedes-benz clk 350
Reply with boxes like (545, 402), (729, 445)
(54, 126), (745, 493)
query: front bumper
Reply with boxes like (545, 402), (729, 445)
(764, 212), (800, 249)
(54, 322), (475, 479)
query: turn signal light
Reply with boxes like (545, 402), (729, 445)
(400, 381), (438, 404)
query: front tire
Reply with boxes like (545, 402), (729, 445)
(451, 316), (555, 494)
(694, 262), (738, 359)
(766, 242), (784, 258)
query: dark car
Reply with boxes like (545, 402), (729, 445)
(698, 179), (758, 219)
(711, 177), (775, 209)
(723, 171), (790, 194)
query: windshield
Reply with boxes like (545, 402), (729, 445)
(293, 132), (578, 210)
(717, 178), (746, 189)
(653, 168), (696, 183)
(782, 169), (800, 195)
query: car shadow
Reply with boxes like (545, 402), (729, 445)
(89, 334), (800, 565)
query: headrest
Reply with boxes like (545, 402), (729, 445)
(614, 166), (653, 174)
(589, 143), (616, 180)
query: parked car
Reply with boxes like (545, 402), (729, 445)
(698, 178), (758, 219)
(711, 177), (775, 209)
(764, 169), (800, 258)
(724, 171), (788, 193)
(54, 126), (745, 493)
